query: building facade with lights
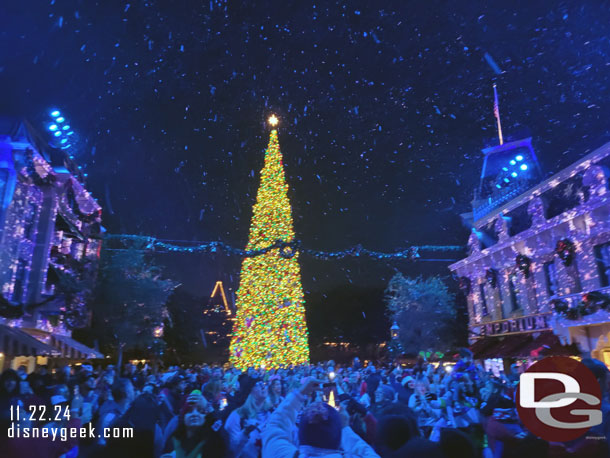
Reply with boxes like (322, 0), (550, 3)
(450, 138), (610, 367)
(0, 117), (102, 370)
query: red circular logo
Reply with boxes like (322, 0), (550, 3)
(516, 356), (602, 442)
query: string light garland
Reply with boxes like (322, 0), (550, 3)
(104, 234), (463, 260)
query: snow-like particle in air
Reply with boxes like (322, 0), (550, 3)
(484, 52), (503, 75)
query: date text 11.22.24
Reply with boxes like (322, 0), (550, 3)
(10, 405), (71, 422)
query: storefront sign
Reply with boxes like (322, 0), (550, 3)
(475, 313), (551, 337)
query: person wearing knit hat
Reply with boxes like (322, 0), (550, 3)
(370, 384), (396, 418)
(263, 377), (380, 457)
(401, 375), (416, 400)
(376, 384), (395, 404)
(161, 390), (228, 458)
(298, 401), (343, 450)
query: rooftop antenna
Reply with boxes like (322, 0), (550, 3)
(493, 83), (504, 146)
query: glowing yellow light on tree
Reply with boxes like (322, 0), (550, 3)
(268, 114), (279, 127)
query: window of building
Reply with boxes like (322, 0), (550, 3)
(595, 242), (610, 287)
(567, 259), (582, 293)
(479, 283), (489, 316)
(509, 273), (521, 311)
(543, 261), (558, 296)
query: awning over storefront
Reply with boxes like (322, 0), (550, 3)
(22, 328), (103, 359)
(514, 331), (580, 358)
(470, 336), (500, 358)
(471, 331), (579, 360)
(0, 324), (60, 357)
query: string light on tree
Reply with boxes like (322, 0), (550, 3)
(229, 123), (309, 369)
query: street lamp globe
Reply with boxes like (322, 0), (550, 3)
(391, 321), (400, 340)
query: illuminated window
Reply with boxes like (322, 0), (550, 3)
(496, 283), (504, 319)
(567, 259), (582, 293)
(479, 284), (489, 316)
(509, 273), (521, 311)
(595, 243), (610, 287)
(543, 261), (558, 296)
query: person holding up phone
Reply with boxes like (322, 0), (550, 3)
(263, 377), (380, 457)
(161, 390), (228, 458)
(408, 379), (441, 436)
(224, 381), (272, 457)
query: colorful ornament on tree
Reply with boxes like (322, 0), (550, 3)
(555, 239), (576, 266)
(515, 254), (532, 278)
(229, 125), (310, 369)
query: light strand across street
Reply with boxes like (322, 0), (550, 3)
(105, 233), (464, 261)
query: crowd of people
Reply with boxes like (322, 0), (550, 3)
(0, 349), (609, 457)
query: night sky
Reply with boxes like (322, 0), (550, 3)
(2, 1), (610, 301)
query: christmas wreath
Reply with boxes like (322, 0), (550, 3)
(516, 254), (532, 278)
(555, 239), (576, 266)
(550, 298), (569, 314)
(278, 241), (297, 259)
(486, 268), (498, 288)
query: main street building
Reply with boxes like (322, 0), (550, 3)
(450, 137), (610, 367)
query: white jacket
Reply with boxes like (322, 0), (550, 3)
(262, 391), (380, 458)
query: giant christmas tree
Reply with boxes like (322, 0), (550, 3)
(229, 119), (309, 369)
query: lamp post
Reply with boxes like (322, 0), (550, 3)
(389, 321), (401, 361)
(391, 321), (400, 340)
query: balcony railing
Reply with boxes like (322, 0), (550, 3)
(552, 285), (610, 309)
(473, 186), (528, 221)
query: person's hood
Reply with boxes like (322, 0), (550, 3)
(401, 376), (414, 387)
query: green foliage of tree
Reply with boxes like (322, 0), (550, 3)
(89, 244), (177, 364)
(385, 274), (458, 355)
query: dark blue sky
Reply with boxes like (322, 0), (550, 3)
(2, 1), (610, 298)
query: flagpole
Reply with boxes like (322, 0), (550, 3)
(493, 83), (504, 145)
